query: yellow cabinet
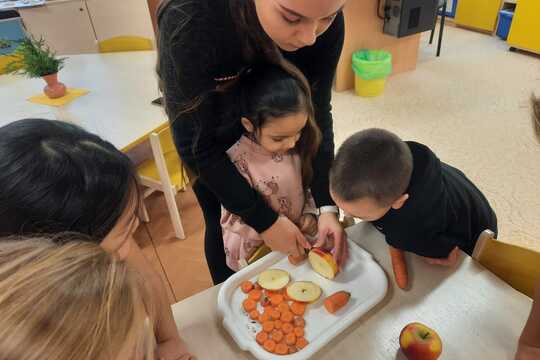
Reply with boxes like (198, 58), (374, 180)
(508, 0), (540, 54)
(455, 0), (503, 32)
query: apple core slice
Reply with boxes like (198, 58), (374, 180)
(286, 281), (322, 303)
(257, 269), (290, 291)
(308, 249), (339, 280)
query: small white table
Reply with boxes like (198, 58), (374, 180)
(0, 51), (165, 150)
(171, 222), (532, 359)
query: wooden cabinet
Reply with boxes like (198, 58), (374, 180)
(507, 0), (540, 54)
(85, 0), (154, 42)
(18, 0), (98, 54)
(455, 0), (502, 32)
(18, 0), (155, 55)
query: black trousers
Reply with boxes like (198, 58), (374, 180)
(192, 180), (235, 285)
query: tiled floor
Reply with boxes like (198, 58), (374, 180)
(134, 187), (213, 304)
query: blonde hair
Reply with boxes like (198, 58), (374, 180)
(0, 235), (155, 360)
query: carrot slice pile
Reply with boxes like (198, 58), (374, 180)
(239, 278), (311, 355)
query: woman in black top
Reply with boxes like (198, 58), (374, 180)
(158, 0), (348, 284)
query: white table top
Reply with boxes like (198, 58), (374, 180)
(0, 51), (165, 150)
(171, 222), (532, 359)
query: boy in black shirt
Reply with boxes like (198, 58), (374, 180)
(330, 128), (497, 267)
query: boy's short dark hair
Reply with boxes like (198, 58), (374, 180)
(330, 128), (413, 206)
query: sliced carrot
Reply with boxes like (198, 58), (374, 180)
(274, 320), (282, 329)
(256, 331), (268, 345)
(270, 309), (281, 320)
(259, 311), (271, 323)
(293, 317), (305, 328)
(288, 345), (298, 354)
(285, 332), (297, 345)
(278, 303), (290, 313)
(323, 291), (351, 314)
(282, 323), (294, 334)
(288, 253), (307, 266)
(270, 294), (284, 306)
(389, 245), (409, 290)
(262, 321), (274, 333)
(291, 302), (306, 316)
(254, 282), (263, 290)
(249, 289), (263, 301)
(249, 310), (259, 321)
(296, 336), (308, 349)
(243, 299), (256, 312)
(294, 327), (304, 337)
(275, 342), (288, 355)
(263, 339), (276, 353)
(281, 311), (294, 323)
(241, 281), (254, 293)
(271, 330), (284, 343)
(283, 292), (291, 301)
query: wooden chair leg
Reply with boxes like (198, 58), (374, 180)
(140, 198), (151, 223)
(163, 185), (185, 239)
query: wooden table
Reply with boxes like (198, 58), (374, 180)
(0, 51), (165, 150)
(171, 222), (532, 359)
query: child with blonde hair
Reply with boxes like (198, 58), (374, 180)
(0, 236), (155, 360)
(0, 119), (192, 360)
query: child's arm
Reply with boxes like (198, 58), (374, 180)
(516, 282), (540, 359)
(420, 246), (461, 267)
(126, 240), (194, 360)
(298, 190), (318, 238)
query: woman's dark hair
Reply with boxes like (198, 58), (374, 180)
(156, 0), (316, 166)
(231, 63), (321, 188)
(0, 119), (137, 241)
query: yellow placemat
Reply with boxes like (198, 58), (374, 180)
(28, 88), (90, 107)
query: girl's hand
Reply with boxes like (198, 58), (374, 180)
(315, 213), (349, 268)
(420, 246), (460, 267)
(298, 214), (318, 237)
(261, 216), (311, 257)
(156, 337), (196, 360)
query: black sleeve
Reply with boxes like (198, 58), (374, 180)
(285, 12), (345, 207)
(158, 2), (277, 233)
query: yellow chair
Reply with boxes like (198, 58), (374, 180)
(0, 53), (21, 75)
(98, 36), (153, 53)
(472, 230), (540, 298)
(137, 125), (188, 239)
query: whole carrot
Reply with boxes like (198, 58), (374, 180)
(323, 290), (351, 314)
(389, 245), (408, 290)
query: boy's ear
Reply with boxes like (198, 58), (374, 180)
(391, 193), (409, 210)
(241, 117), (255, 133)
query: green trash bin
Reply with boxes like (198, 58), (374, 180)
(352, 50), (392, 97)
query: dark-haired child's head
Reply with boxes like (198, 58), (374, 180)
(0, 119), (139, 259)
(233, 63), (321, 186)
(330, 128), (413, 221)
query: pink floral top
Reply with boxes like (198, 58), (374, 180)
(221, 135), (316, 271)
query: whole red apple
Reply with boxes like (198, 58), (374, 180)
(399, 322), (442, 360)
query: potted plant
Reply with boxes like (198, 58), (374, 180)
(6, 36), (67, 99)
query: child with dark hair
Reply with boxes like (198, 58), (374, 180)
(330, 128), (497, 269)
(0, 119), (192, 360)
(220, 63), (322, 270)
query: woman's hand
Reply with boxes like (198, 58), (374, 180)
(315, 213), (349, 268)
(261, 216), (311, 257)
(156, 337), (196, 360)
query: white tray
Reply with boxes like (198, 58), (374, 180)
(217, 242), (388, 360)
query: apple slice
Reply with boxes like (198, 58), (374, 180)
(286, 281), (322, 303)
(308, 249), (339, 280)
(257, 269), (290, 291)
